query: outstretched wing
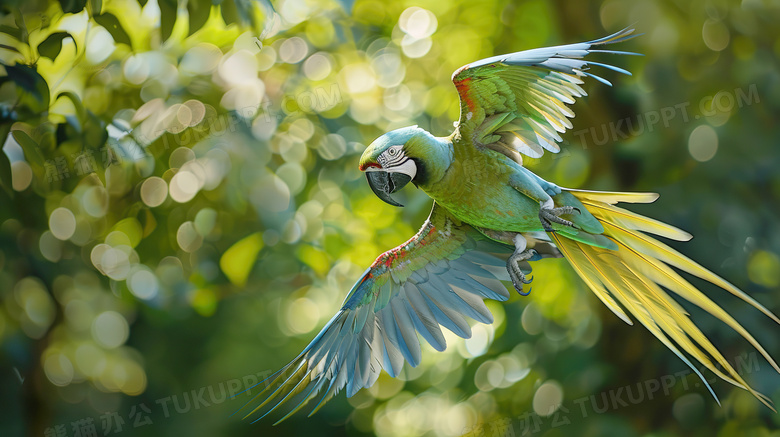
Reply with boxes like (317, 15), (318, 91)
(452, 27), (639, 162)
(238, 204), (556, 423)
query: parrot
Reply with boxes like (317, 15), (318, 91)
(239, 27), (779, 423)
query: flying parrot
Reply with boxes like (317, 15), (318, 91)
(240, 28), (779, 422)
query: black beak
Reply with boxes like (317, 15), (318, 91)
(366, 171), (412, 207)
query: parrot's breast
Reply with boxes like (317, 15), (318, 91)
(420, 147), (543, 233)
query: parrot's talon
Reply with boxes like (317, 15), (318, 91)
(506, 235), (536, 296)
(539, 205), (580, 232)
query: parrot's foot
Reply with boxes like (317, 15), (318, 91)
(506, 234), (537, 296)
(507, 252), (536, 295)
(539, 204), (580, 232)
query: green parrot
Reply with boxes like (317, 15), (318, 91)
(240, 28), (779, 422)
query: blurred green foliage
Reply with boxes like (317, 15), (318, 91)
(1, 0), (779, 436)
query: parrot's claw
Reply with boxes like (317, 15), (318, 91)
(539, 205), (581, 232)
(507, 249), (537, 295)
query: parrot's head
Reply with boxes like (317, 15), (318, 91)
(359, 125), (435, 207)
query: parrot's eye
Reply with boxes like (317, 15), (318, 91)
(378, 146), (404, 167)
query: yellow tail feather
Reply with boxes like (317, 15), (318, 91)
(555, 190), (780, 409)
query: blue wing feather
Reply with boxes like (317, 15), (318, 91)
(238, 204), (529, 422)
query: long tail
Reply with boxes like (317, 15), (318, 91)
(553, 189), (780, 408)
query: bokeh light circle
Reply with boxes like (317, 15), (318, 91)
(92, 311), (129, 349)
(49, 207), (77, 240)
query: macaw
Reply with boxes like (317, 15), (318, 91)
(240, 28), (779, 422)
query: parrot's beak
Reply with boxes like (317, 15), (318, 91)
(365, 170), (412, 207)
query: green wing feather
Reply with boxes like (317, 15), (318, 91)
(451, 27), (639, 162)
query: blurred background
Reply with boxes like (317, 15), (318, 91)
(1, 0), (779, 436)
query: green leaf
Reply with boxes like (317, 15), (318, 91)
(158, 0), (177, 43)
(11, 129), (45, 179)
(0, 123), (13, 196)
(4, 63), (50, 112)
(0, 25), (23, 40)
(57, 91), (87, 124)
(93, 13), (131, 46)
(58, 0), (87, 14)
(0, 147), (12, 196)
(187, 0), (211, 37)
(138, 208), (157, 237)
(219, 232), (264, 287)
(0, 43), (21, 53)
(111, 218), (143, 247)
(84, 110), (108, 149)
(220, 0), (240, 27)
(233, 0), (257, 28)
(56, 121), (79, 145)
(89, 0), (102, 14)
(65, 114), (82, 133)
(37, 32), (73, 61)
(12, 9), (27, 44)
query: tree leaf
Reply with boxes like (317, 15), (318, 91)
(11, 130), (45, 179)
(219, 232), (264, 287)
(187, 0), (211, 37)
(93, 13), (131, 46)
(159, 0), (177, 43)
(57, 91), (87, 125)
(89, 0), (102, 14)
(84, 110), (108, 149)
(58, 0), (87, 14)
(37, 32), (73, 61)
(0, 43), (21, 53)
(220, 0), (239, 27)
(233, 0), (257, 28)
(0, 25), (23, 40)
(0, 123), (13, 196)
(4, 63), (50, 112)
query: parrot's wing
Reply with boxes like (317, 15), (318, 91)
(451, 27), (639, 162)
(238, 203), (538, 423)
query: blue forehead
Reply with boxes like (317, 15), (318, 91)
(372, 125), (423, 150)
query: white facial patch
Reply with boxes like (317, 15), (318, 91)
(377, 145), (405, 168)
(390, 159), (417, 180)
(370, 146), (417, 180)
